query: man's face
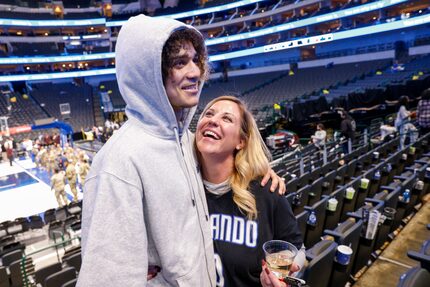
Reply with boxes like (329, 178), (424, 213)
(165, 41), (201, 111)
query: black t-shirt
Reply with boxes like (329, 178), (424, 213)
(206, 180), (303, 287)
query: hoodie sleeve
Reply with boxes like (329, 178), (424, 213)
(78, 172), (148, 287)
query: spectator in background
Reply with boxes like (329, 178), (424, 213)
(78, 158), (90, 185)
(21, 138), (33, 159)
(51, 168), (67, 207)
(395, 96), (418, 149)
(339, 110), (356, 154)
(4, 137), (14, 166)
(65, 160), (78, 202)
(417, 88), (430, 136)
(310, 123), (326, 148)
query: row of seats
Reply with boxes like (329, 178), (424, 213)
(288, 132), (430, 287)
(0, 201), (83, 287)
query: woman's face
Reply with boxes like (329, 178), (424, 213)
(196, 100), (245, 159)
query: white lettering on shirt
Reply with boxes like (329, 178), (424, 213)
(210, 213), (258, 247)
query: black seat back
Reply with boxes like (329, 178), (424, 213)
(45, 267), (76, 287)
(292, 185), (310, 215)
(1, 250), (22, 267)
(322, 170), (337, 196)
(0, 266), (10, 287)
(397, 267), (430, 287)
(61, 278), (77, 287)
(304, 197), (329, 248)
(295, 210), (308, 244)
(29, 215), (44, 229)
(304, 240), (337, 287)
(340, 178), (361, 222)
(324, 188), (345, 231)
(63, 252), (82, 272)
(35, 262), (62, 286)
(308, 177), (323, 206)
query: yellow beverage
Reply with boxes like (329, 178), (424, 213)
(266, 250), (294, 278)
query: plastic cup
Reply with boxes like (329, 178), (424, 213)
(335, 245), (353, 265)
(327, 198), (338, 211)
(415, 180), (424, 191)
(360, 178), (369, 189)
(373, 151), (379, 160)
(263, 240), (298, 279)
(345, 187), (356, 200)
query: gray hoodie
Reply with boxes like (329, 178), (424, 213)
(78, 15), (215, 286)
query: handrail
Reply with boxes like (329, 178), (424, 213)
(20, 234), (81, 287)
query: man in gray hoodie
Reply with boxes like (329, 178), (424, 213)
(78, 14), (284, 286)
(78, 15), (215, 286)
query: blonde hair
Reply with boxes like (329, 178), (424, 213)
(197, 95), (271, 220)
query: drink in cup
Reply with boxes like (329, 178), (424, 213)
(263, 240), (298, 278)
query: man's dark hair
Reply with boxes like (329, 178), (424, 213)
(421, 88), (430, 100)
(161, 28), (208, 84)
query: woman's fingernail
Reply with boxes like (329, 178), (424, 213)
(265, 267), (271, 275)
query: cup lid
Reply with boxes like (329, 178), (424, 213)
(337, 245), (353, 255)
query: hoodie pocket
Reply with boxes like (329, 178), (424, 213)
(175, 261), (206, 287)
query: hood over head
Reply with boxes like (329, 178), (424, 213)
(115, 15), (206, 139)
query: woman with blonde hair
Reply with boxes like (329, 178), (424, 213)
(195, 95), (305, 287)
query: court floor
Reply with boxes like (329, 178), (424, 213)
(0, 158), (82, 222)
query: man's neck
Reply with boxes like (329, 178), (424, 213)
(201, 154), (234, 184)
(174, 108), (184, 122)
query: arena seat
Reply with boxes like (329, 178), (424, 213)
(324, 187), (345, 231)
(44, 267), (76, 287)
(340, 178), (361, 222)
(1, 250), (22, 267)
(302, 240), (337, 287)
(295, 210), (309, 243)
(29, 215), (44, 229)
(35, 262), (62, 286)
(407, 239), (430, 272)
(321, 170), (337, 196)
(304, 197), (329, 248)
(44, 209), (57, 224)
(308, 177), (324, 206)
(61, 278), (77, 287)
(292, 185), (310, 215)
(48, 220), (65, 241)
(397, 267), (430, 287)
(372, 186), (401, 250)
(63, 252), (82, 272)
(9, 257), (34, 287)
(347, 199), (384, 274)
(0, 266), (9, 287)
(324, 218), (363, 287)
